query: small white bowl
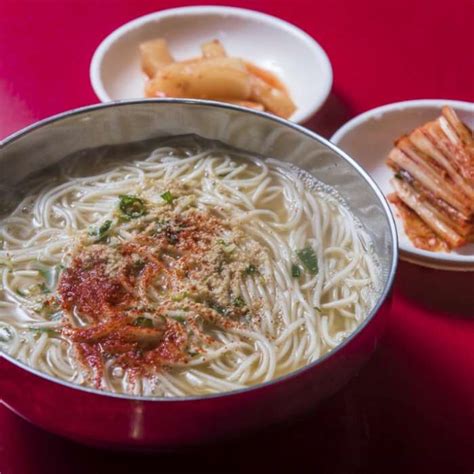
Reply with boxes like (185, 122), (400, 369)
(89, 6), (332, 124)
(331, 99), (474, 271)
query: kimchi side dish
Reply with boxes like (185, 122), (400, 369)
(140, 38), (297, 119)
(387, 106), (474, 252)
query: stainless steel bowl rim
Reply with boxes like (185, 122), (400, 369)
(0, 98), (398, 401)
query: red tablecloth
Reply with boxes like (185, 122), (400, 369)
(0, 1), (473, 473)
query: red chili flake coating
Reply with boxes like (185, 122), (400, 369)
(58, 257), (130, 321)
(56, 209), (246, 387)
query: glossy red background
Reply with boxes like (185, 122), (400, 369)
(0, 1), (473, 473)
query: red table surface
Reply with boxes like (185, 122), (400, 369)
(0, 1), (473, 473)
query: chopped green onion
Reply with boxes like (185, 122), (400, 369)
(161, 191), (175, 204)
(217, 239), (235, 251)
(222, 244), (236, 254)
(119, 195), (146, 219)
(29, 327), (59, 337)
(297, 246), (318, 275)
(89, 219), (112, 239)
(291, 264), (301, 278)
(171, 292), (189, 302)
(174, 316), (186, 323)
(394, 172), (404, 180)
(208, 301), (227, 315)
(244, 264), (258, 276)
(98, 220), (112, 238)
(233, 296), (245, 307)
(132, 317), (154, 328)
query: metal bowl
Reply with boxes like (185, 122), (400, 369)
(0, 100), (397, 449)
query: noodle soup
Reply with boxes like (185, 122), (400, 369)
(0, 143), (380, 397)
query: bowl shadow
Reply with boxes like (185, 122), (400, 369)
(301, 91), (353, 139)
(395, 260), (474, 317)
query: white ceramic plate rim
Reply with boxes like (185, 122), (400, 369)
(89, 5), (333, 124)
(331, 99), (474, 271)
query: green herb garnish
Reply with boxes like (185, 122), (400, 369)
(217, 239), (235, 250)
(291, 264), (301, 278)
(119, 195), (146, 219)
(394, 172), (404, 180)
(244, 264), (258, 276)
(98, 219), (112, 239)
(233, 296), (245, 307)
(297, 246), (318, 275)
(161, 191), (175, 204)
(29, 327), (59, 337)
(88, 219), (113, 240)
(132, 317), (154, 328)
(208, 302), (227, 315)
(171, 292), (189, 302)
(222, 244), (236, 256)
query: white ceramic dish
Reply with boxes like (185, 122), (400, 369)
(89, 6), (332, 124)
(331, 99), (474, 271)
